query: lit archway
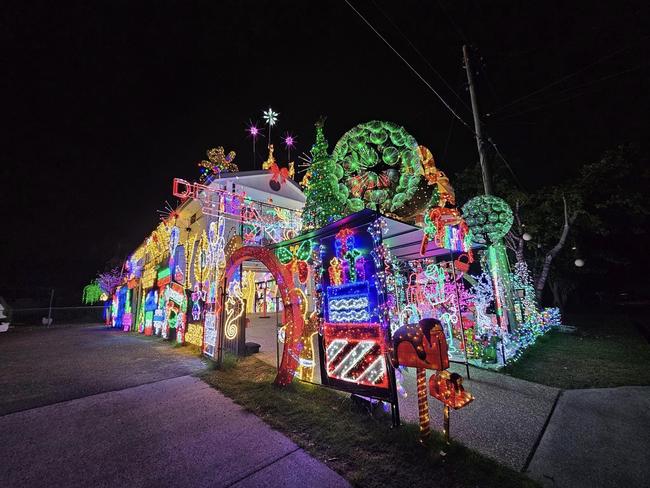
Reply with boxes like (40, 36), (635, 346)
(224, 245), (305, 386)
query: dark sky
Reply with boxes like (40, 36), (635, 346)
(2, 0), (648, 304)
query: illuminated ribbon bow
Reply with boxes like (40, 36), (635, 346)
(269, 163), (289, 185)
(276, 240), (313, 284)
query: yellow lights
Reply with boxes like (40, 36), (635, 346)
(224, 282), (244, 340)
(185, 323), (204, 347)
(241, 270), (256, 313)
(194, 231), (210, 282)
(144, 222), (173, 265)
(416, 368), (430, 440)
(184, 233), (198, 289)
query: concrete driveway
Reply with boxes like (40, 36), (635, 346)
(0, 325), (349, 488)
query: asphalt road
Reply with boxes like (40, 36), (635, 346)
(0, 325), (349, 488)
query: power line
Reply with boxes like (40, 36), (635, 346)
(369, 0), (472, 114)
(343, 0), (474, 132)
(494, 63), (647, 121)
(487, 137), (527, 192)
(344, 0), (526, 192)
(435, 0), (470, 44)
(488, 39), (647, 117)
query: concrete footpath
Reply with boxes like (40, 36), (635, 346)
(525, 386), (650, 487)
(0, 326), (349, 488)
(0, 375), (349, 488)
(246, 315), (650, 486)
(399, 364), (559, 471)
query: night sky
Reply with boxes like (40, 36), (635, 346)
(2, 1), (648, 304)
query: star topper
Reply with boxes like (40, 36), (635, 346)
(262, 107), (279, 126)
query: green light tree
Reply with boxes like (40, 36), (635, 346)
(302, 117), (348, 229)
(82, 280), (103, 304)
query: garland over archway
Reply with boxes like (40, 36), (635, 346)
(224, 245), (305, 386)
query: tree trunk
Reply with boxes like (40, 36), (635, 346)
(549, 277), (564, 313)
(535, 196), (576, 302)
(505, 200), (526, 265)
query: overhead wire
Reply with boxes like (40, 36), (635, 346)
(343, 0), (474, 133)
(494, 63), (647, 121)
(369, 0), (472, 114)
(488, 39), (647, 117)
(344, 0), (526, 191)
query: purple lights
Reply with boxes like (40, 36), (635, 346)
(247, 124), (261, 138)
(283, 134), (295, 148)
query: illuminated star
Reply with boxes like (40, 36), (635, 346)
(246, 120), (263, 139)
(283, 132), (296, 149)
(262, 107), (279, 126)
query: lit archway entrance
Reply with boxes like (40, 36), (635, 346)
(224, 245), (305, 386)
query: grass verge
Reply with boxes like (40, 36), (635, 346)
(200, 355), (537, 488)
(502, 314), (650, 389)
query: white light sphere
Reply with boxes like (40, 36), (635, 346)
(522, 232), (532, 241)
(574, 258), (585, 267)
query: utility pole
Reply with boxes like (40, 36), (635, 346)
(463, 45), (492, 195)
(464, 45), (516, 336)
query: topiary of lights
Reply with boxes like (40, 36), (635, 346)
(303, 118), (455, 230)
(461, 195), (514, 245)
(332, 120), (422, 214)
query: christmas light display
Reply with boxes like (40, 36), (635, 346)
(276, 239), (313, 284)
(99, 114), (571, 446)
(82, 281), (103, 305)
(241, 270), (256, 313)
(224, 281), (244, 341)
(203, 311), (217, 357)
(191, 283), (205, 321)
(302, 118), (347, 228)
(462, 195), (514, 245)
(262, 107), (278, 140)
(185, 323), (204, 347)
(198, 147), (238, 183)
(143, 289), (158, 336)
(420, 207), (472, 255)
(173, 178), (302, 243)
(323, 323), (389, 390)
(224, 245), (305, 386)
(332, 120), (421, 214)
(326, 281), (371, 323)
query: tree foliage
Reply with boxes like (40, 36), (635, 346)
(454, 144), (649, 309)
(96, 267), (123, 296)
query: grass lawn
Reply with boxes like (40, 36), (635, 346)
(200, 356), (537, 488)
(502, 313), (650, 389)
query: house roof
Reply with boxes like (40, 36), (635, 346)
(208, 170), (305, 206)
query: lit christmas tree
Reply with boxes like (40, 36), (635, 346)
(302, 117), (348, 229)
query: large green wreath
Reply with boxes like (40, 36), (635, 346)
(331, 121), (422, 214)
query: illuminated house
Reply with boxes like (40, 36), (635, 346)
(108, 120), (560, 424)
(115, 169), (305, 355)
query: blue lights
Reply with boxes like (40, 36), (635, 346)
(326, 281), (371, 323)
